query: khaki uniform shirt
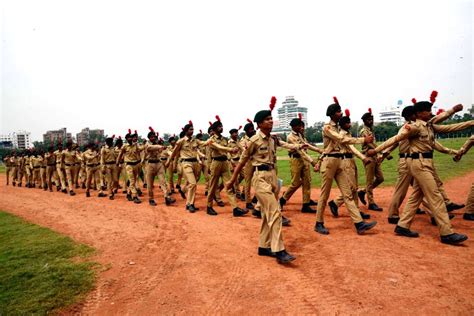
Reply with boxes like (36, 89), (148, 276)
(209, 134), (233, 158)
(144, 141), (165, 161)
(359, 125), (376, 153)
(228, 138), (243, 160)
(63, 149), (77, 165)
(339, 129), (366, 160)
(84, 149), (100, 165)
(119, 143), (143, 163)
(45, 152), (56, 165)
(101, 145), (117, 164)
(322, 120), (365, 154)
(173, 136), (203, 160)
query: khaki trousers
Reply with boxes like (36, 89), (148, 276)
(46, 165), (56, 190)
(64, 166), (76, 191)
(5, 166), (10, 184)
(103, 164), (117, 196)
(334, 158), (360, 209)
(32, 167), (41, 186)
(86, 166), (101, 193)
(230, 159), (244, 194)
(363, 157), (384, 204)
(146, 162), (169, 200)
(125, 163), (140, 197)
(40, 167), (47, 188)
(206, 160), (238, 208)
(316, 157), (363, 224)
(465, 183), (474, 215)
(253, 169), (285, 252)
(283, 157), (311, 204)
(56, 164), (67, 190)
(243, 161), (255, 204)
(399, 158), (454, 236)
(181, 161), (200, 205)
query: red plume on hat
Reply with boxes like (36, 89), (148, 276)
(128, 129), (131, 134)
(118, 136), (122, 140)
(209, 121), (212, 126)
(333, 96), (339, 105)
(189, 120), (193, 126)
(436, 108), (445, 115)
(269, 96), (277, 111)
(298, 113), (302, 120)
(215, 115), (221, 122)
(149, 126), (154, 132)
(246, 118), (252, 123)
(238, 126), (242, 130)
(199, 129), (203, 134)
(112, 134), (115, 139)
(134, 130), (137, 135)
(368, 108), (372, 114)
(157, 132), (159, 137)
(345, 109), (351, 117)
(411, 98), (417, 105)
(430, 90), (438, 104)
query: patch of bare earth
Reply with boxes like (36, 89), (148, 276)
(1, 173), (473, 315)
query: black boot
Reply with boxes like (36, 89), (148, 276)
(441, 233), (468, 245)
(233, 207), (247, 217)
(178, 188), (186, 199)
(246, 202), (254, 210)
(279, 197), (287, 208)
(446, 202), (465, 212)
(387, 216), (399, 224)
(207, 206), (218, 216)
(98, 192), (107, 198)
(86, 191), (91, 198)
(328, 200), (338, 217)
(314, 222), (329, 235)
(137, 189), (143, 197)
(109, 194), (114, 200)
(463, 213), (474, 221)
(165, 196), (176, 205)
(301, 203), (316, 213)
(258, 247), (275, 257)
(275, 250), (296, 264)
(216, 200), (225, 207)
(187, 204), (198, 213)
(394, 225), (419, 238)
(149, 199), (157, 206)
(252, 196), (258, 204)
(360, 211), (371, 219)
(133, 197), (142, 204)
(69, 190), (76, 196)
(355, 221), (377, 235)
(282, 216), (291, 227)
(357, 190), (366, 205)
(431, 213), (455, 226)
(368, 203), (383, 211)
(309, 199), (318, 206)
(252, 210), (262, 218)
(126, 193), (132, 201)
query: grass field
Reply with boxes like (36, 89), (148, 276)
(276, 137), (473, 187)
(0, 211), (97, 314)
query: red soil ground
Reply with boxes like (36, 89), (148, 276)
(1, 173), (473, 315)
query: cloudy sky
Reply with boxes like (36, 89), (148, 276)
(1, 0), (472, 141)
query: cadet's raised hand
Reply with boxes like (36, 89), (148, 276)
(453, 104), (463, 113)
(364, 135), (374, 144)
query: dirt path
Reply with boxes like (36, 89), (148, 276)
(1, 173), (473, 315)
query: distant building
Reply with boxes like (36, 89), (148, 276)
(0, 131), (31, 149)
(76, 128), (105, 146)
(378, 100), (403, 126)
(43, 128), (72, 144)
(273, 96), (309, 134)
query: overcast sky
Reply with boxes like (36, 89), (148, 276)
(1, 0), (472, 142)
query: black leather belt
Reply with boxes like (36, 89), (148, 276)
(148, 159), (160, 163)
(232, 157), (240, 161)
(325, 153), (353, 159)
(65, 163), (74, 167)
(256, 164), (274, 171)
(212, 156), (228, 161)
(87, 163), (99, 167)
(41, 166), (46, 169)
(289, 153), (301, 158)
(105, 161), (115, 165)
(182, 158), (198, 162)
(410, 152), (433, 159)
(47, 163), (56, 166)
(399, 153), (409, 158)
(126, 161), (140, 165)
(33, 166), (40, 169)
(160, 157), (167, 161)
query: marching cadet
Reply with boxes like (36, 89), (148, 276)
(279, 114), (322, 213)
(196, 129), (211, 195)
(24, 151), (32, 188)
(10, 152), (18, 186)
(63, 141), (78, 196)
(167, 121), (207, 212)
(453, 135), (474, 221)
(3, 154), (12, 185)
(206, 115), (246, 217)
(54, 141), (67, 193)
(166, 135), (178, 194)
(144, 127), (176, 206)
(72, 144), (81, 189)
(30, 149), (43, 189)
(328, 110), (371, 220)
(116, 130), (144, 204)
(44, 145), (57, 192)
(228, 126), (244, 199)
(84, 143), (104, 198)
(367, 91), (474, 244)
(225, 98), (305, 264)
(175, 130), (187, 198)
(16, 152), (25, 187)
(101, 135), (118, 200)
(39, 150), (47, 190)
(114, 136), (125, 193)
(315, 97), (377, 235)
(358, 108), (384, 211)
(240, 119), (257, 211)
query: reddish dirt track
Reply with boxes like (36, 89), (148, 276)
(1, 173), (474, 315)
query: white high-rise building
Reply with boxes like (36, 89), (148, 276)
(0, 131), (32, 149)
(378, 100), (403, 126)
(273, 96), (308, 133)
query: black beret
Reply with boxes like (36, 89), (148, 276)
(179, 131), (185, 138)
(361, 112), (373, 120)
(244, 122), (254, 132)
(254, 110), (272, 123)
(401, 106), (415, 120)
(207, 126), (213, 133)
(326, 104), (341, 117)
(290, 118), (303, 127)
(168, 136), (175, 142)
(211, 121), (223, 130)
(147, 131), (156, 138)
(339, 116), (351, 127)
(183, 123), (193, 133)
(106, 138), (114, 146)
(414, 101), (432, 113)
(229, 128), (238, 134)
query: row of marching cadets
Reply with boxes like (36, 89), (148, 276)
(2, 92), (473, 264)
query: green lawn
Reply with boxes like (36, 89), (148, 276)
(276, 137), (474, 187)
(0, 211), (97, 314)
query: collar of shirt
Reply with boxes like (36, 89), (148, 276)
(258, 130), (269, 140)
